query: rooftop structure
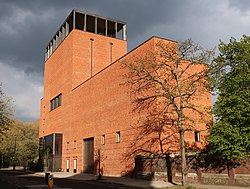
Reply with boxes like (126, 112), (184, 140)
(45, 9), (127, 61)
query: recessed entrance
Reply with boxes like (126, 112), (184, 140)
(83, 137), (94, 173)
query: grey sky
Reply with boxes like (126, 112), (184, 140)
(0, 0), (249, 122)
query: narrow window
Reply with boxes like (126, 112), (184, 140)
(50, 100), (53, 111)
(102, 134), (105, 145)
(50, 93), (62, 111)
(75, 12), (84, 30)
(58, 94), (62, 106)
(66, 159), (70, 172)
(74, 140), (77, 149)
(86, 15), (95, 33)
(55, 97), (59, 108)
(51, 99), (55, 110)
(97, 18), (105, 35)
(107, 21), (115, 38)
(110, 42), (113, 64)
(195, 131), (200, 142)
(66, 142), (69, 150)
(117, 23), (124, 40)
(116, 131), (120, 143)
(90, 38), (94, 77)
(73, 159), (77, 173)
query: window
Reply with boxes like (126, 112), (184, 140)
(50, 93), (62, 111)
(58, 94), (62, 106)
(116, 131), (120, 143)
(195, 131), (200, 142)
(86, 15), (95, 33)
(97, 18), (105, 35)
(90, 38), (94, 77)
(55, 97), (58, 108)
(66, 159), (70, 172)
(75, 12), (84, 30)
(102, 134), (105, 145)
(110, 42), (113, 64)
(66, 142), (69, 150)
(107, 20), (115, 37)
(50, 100), (54, 110)
(74, 140), (77, 149)
(73, 159), (77, 173)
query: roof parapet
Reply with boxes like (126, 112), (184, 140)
(45, 9), (127, 61)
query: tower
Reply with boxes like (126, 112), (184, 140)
(39, 9), (127, 172)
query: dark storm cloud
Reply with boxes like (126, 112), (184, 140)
(1, 0), (250, 76)
(1, 0), (250, 122)
(229, 0), (250, 11)
(0, 0), (184, 76)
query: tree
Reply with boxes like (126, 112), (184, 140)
(206, 35), (250, 172)
(0, 120), (39, 169)
(0, 83), (13, 134)
(0, 83), (14, 168)
(122, 38), (214, 186)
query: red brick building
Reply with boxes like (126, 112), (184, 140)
(39, 10), (211, 176)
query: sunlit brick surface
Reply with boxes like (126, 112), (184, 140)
(40, 31), (211, 176)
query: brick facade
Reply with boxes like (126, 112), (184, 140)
(39, 11), (211, 176)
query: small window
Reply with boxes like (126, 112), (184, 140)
(116, 131), (120, 143)
(75, 12), (84, 30)
(97, 18), (105, 35)
(66, 159), (70, 172)
(102, 135), (105, 145)
(50, 100), (53, 110)
(52, 99), (55, 110)
(74, 140), (77, 149)
(66, 142), (69, 150)
(195, 131), (200, 142)
(58, 94), (62, 106)
(86, 15), (95, 33)
(50, 93), (62, 111)
(55, 97), (59, 108)
(107, 20), (115, 38)
(110, 42), (113, 64)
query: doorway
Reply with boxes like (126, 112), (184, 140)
(73, 159), (77, 173)
(66, 159), (70, 172)
(83, 137), (94, 173)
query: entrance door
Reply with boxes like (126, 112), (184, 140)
(83, 137), (94, 173)
(73, 159), (77, 173)
(66, 159), (70, 172)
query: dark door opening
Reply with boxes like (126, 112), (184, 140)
(66, 159), (70, 172)
(83, 137), (94, 173)
(73, 159), (77, 173)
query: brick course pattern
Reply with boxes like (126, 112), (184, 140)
(39, 29), (211, 176)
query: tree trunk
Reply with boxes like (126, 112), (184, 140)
(179, 129), (187, 186)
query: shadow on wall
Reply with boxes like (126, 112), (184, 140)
(119, 102), (190, 183)
(119, 39), (212, 184)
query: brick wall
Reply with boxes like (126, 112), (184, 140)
(136, 155), (250, 187)
(40, 32), (211, 176)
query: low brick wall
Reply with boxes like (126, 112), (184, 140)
(134, 154), (250, 187)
